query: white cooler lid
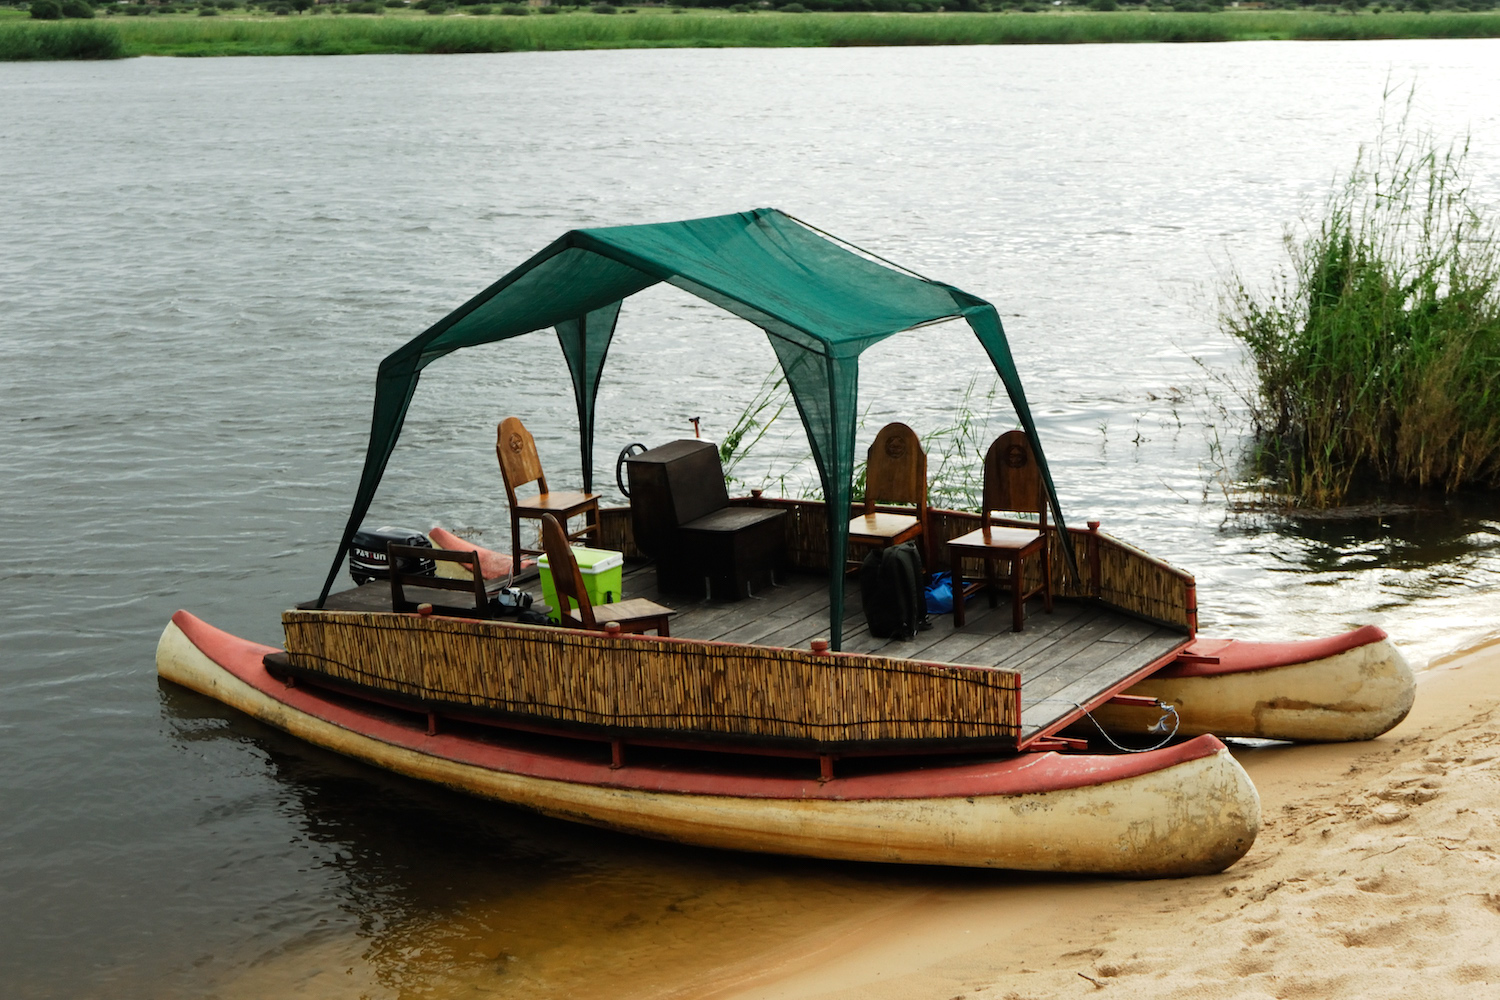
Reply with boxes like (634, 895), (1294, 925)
(537, 547), (623, 575)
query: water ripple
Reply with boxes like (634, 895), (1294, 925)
(4, 40), (1500, 1000)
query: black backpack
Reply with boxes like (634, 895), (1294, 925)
(860, 541), (930, 640)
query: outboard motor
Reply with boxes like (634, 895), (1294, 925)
(349, 525), (435, 585)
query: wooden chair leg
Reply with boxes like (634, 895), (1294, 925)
(953, 563), (967, 627)
(984, 557), (998, 608)
(569, 506), (597, 545)
(1042, 545), (1054, 613)
(509, 510), (522, 580)
(1011, 555), (1025, 632)
(844, 537), (869, 574)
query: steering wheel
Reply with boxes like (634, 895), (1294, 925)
(615, 443), (648, 498)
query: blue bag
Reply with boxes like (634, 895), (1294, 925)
(925, 571), (954, 615)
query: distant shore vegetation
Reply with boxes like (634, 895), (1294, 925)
(3, 2), (1500, 59)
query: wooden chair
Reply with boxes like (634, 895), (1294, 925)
(848, 422), (929, 568)
(496, 416), (600, 579)
(539, 514), (674, 636)
(388, 544), (497, 619)
(947, 430), (1054, 632)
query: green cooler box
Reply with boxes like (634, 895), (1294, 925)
(536, 547), (625, 622)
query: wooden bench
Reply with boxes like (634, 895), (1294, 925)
(389, 543), (501, 619)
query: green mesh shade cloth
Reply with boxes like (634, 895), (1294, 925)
(554, 299), (623, 491)
(318, 208), (1073, 649)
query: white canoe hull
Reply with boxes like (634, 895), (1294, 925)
(1093, 633), (1416, 743)
(157, 615), (1260, 876)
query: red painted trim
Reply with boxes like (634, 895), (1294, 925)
(169, 611), (1226, 802)
(1155, 625), (1388, 679)
(1108, 694), (1160, 708)
(1030, 735), (1089, 751)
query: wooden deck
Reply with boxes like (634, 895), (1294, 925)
(592, 563), (1186, 747)
(312, 560), (1187, 749)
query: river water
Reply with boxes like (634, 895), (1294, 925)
(3, 39), (1500, 999)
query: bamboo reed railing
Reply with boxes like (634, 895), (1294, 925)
(281, 610), (1021, 748)
(596, 506), (639, 559)
(719, 497), (1196, 632)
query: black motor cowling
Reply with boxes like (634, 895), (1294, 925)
(349, 525), (434, 585)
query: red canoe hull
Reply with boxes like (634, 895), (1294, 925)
(157, 611), (1260, 875)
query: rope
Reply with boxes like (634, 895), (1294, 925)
(779, 211), (938, 284)
(1030, 697), (1181, 754)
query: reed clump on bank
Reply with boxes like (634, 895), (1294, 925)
(5, 10), (1500, 60)
(0, 20), (123, 58)
(1222, 105), (1500, 506)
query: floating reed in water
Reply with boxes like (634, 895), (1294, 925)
(282, 610), (1022, 746)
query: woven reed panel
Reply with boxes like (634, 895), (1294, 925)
(663, 495), (1188, 629)
(592, 496), (1187, 624)
(1094, 537), (1192, 628)
(727, 497), (831, 572)
(281, 611), (1020, 744)
(595, 507), (641, 559)
(932, 514), (1192, 628)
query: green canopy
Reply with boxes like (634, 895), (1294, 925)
(318, 208), (1073, 648)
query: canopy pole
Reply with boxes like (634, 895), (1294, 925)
(826, 517), (849, 652)
(766, 337), (859, 651)
(823, 355), (859, 652)
(555, 300), (623, 494)
(316, 359), (424, 608)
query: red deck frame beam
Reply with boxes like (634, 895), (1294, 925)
(1013, 638), (1192, 752)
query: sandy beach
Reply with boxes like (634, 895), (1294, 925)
(696, 640), (1500, 1000)
(211, 638), (1500, 1000)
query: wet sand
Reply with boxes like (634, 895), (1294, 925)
(706, 640), (1500, 1000)
(210, 639), (1500, 1000)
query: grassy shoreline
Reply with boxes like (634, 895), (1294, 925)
(3, 9), (1500, 59)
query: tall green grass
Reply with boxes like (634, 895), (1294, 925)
(715, 366), (1007, 509)
(1222, 100), (1500, 506)
(4, 10), (1498, 60)
(922, 374), (1003, 511)
(100, 11), (1254, 56)
(719, 368), (793, 493)
(0, 21), (124, 59)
